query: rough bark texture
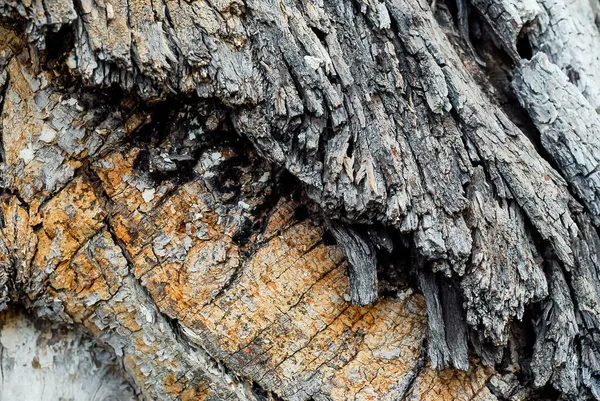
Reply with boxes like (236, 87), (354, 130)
(1, 0), (600, 399)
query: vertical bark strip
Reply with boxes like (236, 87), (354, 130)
(328, 222), (378, 306)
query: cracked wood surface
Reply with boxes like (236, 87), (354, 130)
(0, 50), (498, 400)
(1, 0), (600, 399)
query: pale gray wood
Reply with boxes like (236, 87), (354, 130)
(0, 309), (139, 401)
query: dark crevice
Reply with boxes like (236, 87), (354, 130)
(292, 204), (309, 222)
(310, 26), (328, 47)
(375, 227), (415, 297)
(270, 169), (304, 201)
(0, 64), (10, 164)
(565, 65), (581, 85)
(345, 137), (354, 158)
(322, 229), (336, 245)
(231, 216), (253, 246)
(461, 2), (520, 68)
(442, 0), (459, 24)
(252, 383), (285, 401)
(516, 35), (533, 60)
(330, 222), (416, 300)
(130, 99), (233, 186)
(451, 0), (487, 65)
(0, 187), (31, 213)
(43, 25), (75, 70)
(209, 134), (265, 204)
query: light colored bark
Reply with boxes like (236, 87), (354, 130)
(0, 309), (139, 400)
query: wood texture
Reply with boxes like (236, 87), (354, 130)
(1, 0), (600, 399)
(0, 309), (138, 400)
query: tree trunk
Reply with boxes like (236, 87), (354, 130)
(0, 0), (600, 399)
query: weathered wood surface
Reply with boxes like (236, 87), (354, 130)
(0, 71), (499, 399)
(1, 0), (600, 399)
(0, 308), (139, 400)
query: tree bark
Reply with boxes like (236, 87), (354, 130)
(0, 0), (600, 399)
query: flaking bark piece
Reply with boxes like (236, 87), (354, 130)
(329, 221), (378, 306)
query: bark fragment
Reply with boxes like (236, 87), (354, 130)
(328, 222), (378, 306)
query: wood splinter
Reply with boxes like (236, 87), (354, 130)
(329, 222), (379, 306)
